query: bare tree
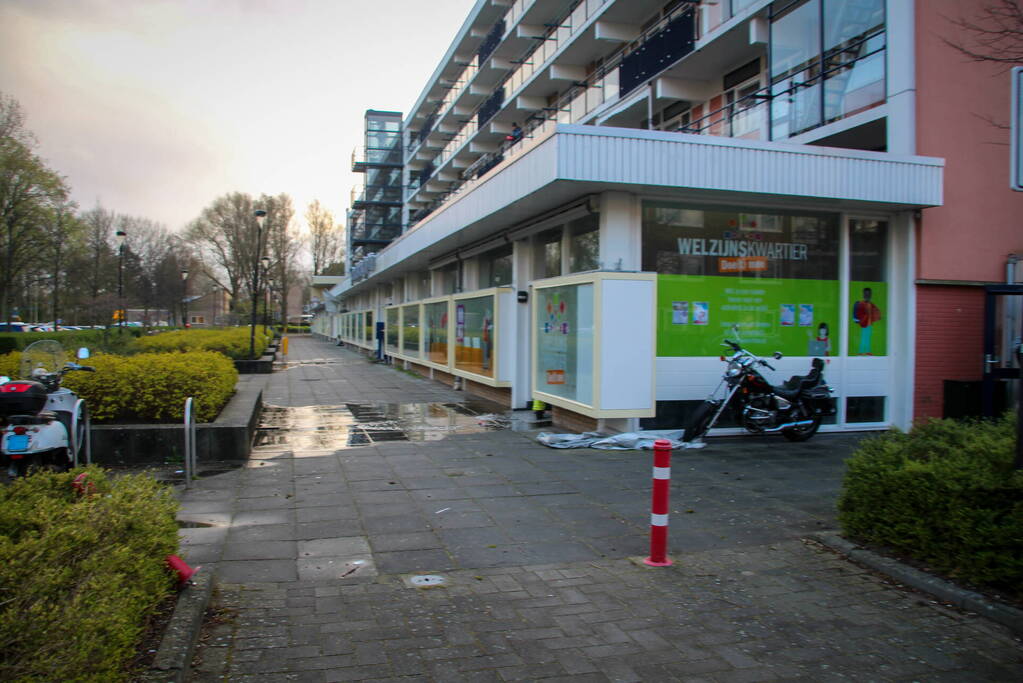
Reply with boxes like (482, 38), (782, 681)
(78, 203), (117, 323)
(120, 215), (175, 324)
(37, 199), (82, 327)
(0, 94), (68, 325)
(945, 0), (1023, 65)
(186, 192), (258, 312)
(261, 193), (302, 324)
(306, 200), (343, 276)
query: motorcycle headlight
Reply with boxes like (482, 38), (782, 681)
(726, 363), (742, 377)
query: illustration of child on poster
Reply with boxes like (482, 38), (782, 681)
(808, 322), (830, 356)
(852, 287), (882, 355)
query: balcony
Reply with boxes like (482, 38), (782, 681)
(351, 145), (403, 172)
(351, 184), (403, 210)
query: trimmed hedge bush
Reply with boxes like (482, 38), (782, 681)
(1, 350), (238, 423)
(63, 351), (238, 423)
(0, 467), (179, 681)
(837, 414), (1022, 590)
(134, 326), (270, 360)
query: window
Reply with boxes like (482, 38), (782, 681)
(642, 200), (840, 357)
(479, 245), (513, 288)
(770, 0), (886, 139)
(534, 228), (562, 279)
(848, 219), (888, 356)
(568, 215), (600, 273)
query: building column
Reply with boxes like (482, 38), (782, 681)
(599, 192), (641, 271)
(512, 238), (533, 409)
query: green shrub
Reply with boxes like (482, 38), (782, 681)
(134, 326), (270, 360)
(838, 414), (1023, 589)
(62, 351), (238, 423)
(0, 467), (179, 681)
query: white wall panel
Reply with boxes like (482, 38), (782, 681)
(599, 279), (654, 410)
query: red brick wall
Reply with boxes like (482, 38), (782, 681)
(464, 380), (512, 408)
(551, 406), (599, 433)
(914, 284), (985, 418)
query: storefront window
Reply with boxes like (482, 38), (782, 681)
(643, 201), (839, 356)
(849, 219), (887, 356)
(402, 305), (420, 357)
(365, 311), (374, 346)
(424, 301), (449, 365)
(454, 295), (495, 378)
(357, 313), (365, 343)
(569, 215), (599, 272)
(535, 283), (594, 405)
(386, 308), (399, 353)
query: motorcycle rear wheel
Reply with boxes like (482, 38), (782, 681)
(781, 415), (822, 442)
(683, 401), (718, 442)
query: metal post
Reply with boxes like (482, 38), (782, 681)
(249, 210), (267, 359)
(644, 439), (674, 566)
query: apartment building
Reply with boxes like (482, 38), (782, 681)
(315, 0), (1021, 434)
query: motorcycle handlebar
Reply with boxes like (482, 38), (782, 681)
(722, 339), (742, 351)
(759, 359), (776, 371)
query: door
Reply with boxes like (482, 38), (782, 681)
(982, 285), (1023, 417)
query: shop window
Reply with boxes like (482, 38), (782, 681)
(438, 264), (459, 294)
(534, 283), (594, 405)
(568, 214), (600, 273)
(846, 396), (885, 422)
(386, 308), (399, 352)
(402, 305), (420, 357)
(642, 200), (839, 357)
(454, 295), (495, 378)
(479, 244), (513, 288)
(849, 219), (888, 356)
(424, 301), (449, 365)
(364, 311), (374, 344)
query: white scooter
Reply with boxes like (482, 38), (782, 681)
(0, 340), (94, 477)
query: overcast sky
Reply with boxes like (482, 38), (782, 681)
(0, 0), (475, 241)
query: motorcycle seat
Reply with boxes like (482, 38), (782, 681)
(775, 358), (825, 399)
(6, 413), (57, 425)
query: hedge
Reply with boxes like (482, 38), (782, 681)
(837, 414), (1022, 590)
(134, 326), (271, 360)
(0, 328), (141, 356)
(1, 350), (238, 423)
(0, 467), (179, 681)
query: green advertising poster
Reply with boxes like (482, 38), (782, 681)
(848, 281), (887, 356)
(657, 274), (840, 357)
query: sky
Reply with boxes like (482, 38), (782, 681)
(0, 0), (477, 242)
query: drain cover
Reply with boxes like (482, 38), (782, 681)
(408, 574), (447, 587)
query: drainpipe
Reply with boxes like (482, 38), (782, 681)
(1007, 253), (1019, 284)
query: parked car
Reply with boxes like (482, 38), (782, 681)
(0, 323), (28, 333)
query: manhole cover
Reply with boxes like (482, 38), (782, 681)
(408, 574), (447, 587)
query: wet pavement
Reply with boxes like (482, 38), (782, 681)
(178, 336), (1023, 682)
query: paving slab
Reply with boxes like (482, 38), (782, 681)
(180, 336), (1023, 681)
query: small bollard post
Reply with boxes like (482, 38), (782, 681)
(282, 336), (289, 356)
(644, 438), (673, 566)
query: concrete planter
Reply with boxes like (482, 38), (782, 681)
(233, 355), (274, 374)
(89, 375), (264, 466)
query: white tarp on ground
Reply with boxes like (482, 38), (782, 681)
(536, 430), (705, 450)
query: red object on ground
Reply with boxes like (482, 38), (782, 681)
(644, 439), (673, 567)
(166, 554), (198, 587)
(71, 472), (94, 496)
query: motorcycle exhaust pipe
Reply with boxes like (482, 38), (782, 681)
(763, 419), (815, 433)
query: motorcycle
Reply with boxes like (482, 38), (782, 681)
(683, 333), (836, 443)
(0, 340), (94, 477)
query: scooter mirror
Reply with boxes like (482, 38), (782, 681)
(773, 351), (783, 360)
(0, 375), (9, 384)
(77, 347), (90, 360)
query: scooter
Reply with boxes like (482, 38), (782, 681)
(0, 340), (94, 477)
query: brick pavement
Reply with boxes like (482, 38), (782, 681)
(179, 336), (1023, 681)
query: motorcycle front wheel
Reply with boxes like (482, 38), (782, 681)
(781, 414), (822, 442)
(683, 401), (718, 442)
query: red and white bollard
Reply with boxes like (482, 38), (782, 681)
(644, 438), (673, 566)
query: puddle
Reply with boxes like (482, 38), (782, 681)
(253, 400), (511, 451)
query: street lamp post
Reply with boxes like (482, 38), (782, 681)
(180, 267), (189, 328)
(265, 277), (275, 332)
(115, 230), (127, 333)
(260, 255), (270, 332)
(249, 210), (267, 359)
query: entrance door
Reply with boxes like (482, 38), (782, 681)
(982, 285), (1023, 417)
